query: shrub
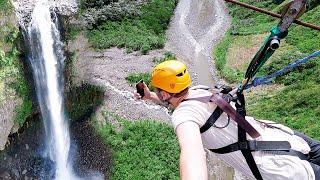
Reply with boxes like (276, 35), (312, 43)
(125, 72), (151, 87)
(152, 51), (176, 64)
(84, 0), (176, 53)
(81, 0), (142, 29)
(96, 111), (179, 180)
(81, 0), (115, 9)
(88, 20), (165, 53)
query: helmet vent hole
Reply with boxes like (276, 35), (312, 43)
(176, 72), (183, 77)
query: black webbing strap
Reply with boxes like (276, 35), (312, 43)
(209, 143), (308, 160)
(236, 92), (263, 180)
(238, 126), (263, 180)
(209, 140), (291, 154)
(200, 107), (223, 133)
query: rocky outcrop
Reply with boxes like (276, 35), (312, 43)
(0, 90), (23, 150)
(0, 7), (22, 150)
(12, 0), (77, 28)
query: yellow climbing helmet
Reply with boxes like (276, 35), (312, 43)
(151, 60), (191, 93)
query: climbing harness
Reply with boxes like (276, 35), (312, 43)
(245, 50), (320, 89)
(186, 87), (260, 138)
(186, 87), (309, 180)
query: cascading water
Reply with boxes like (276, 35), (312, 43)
(24, 1), (76, 179)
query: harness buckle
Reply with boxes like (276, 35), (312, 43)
(238, 141), (249, 150)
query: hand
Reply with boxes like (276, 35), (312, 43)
(134, 82), (151, 100)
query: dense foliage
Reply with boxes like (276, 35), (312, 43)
(82, 0), (142, 29)
(213, 0), (320, 139)
(81, 0), (177, 53)
(0, 0), (12, 12)
(96, 111), (179, 179)
(0, 3), (32, 127)
(80, 0), (116, 9)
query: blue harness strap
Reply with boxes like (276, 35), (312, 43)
(245, 50), (320, 89)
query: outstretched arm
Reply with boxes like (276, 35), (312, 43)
(176, 121), (208, 180)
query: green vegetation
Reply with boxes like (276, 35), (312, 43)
(96, 111), (179, 179)
(125, 72), (151, 86)
(247, 81), (320, 138)
(286, 6), (320, 52)
(0, 0), (12, 13)
(12, 73), (33, 127)
(0, 4), (33, 127)
(83, 0), (177, 53)
(152, 51), (176, 64)
(88, 20), (165, 54)
(212, 32), (240, 83)
(0, 47), (32, 127)
(227, 0), (277, 35)
(65, 26), (81, 42)
(213, 0), (320, 139)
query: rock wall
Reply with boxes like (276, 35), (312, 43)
(12, 0), (77, 28)
(0, 0), (78, 151)
(0, 5), (26, 150)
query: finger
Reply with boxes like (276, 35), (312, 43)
(133, 93), (141, 100)
(142, 82), (147, 88)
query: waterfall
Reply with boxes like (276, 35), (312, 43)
(24, 1), (76, 179)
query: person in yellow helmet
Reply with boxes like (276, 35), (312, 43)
(134, 60), (320, 180)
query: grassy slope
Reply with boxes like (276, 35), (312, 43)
(213, 1), (320, 139)
(96, 111), (179, 180)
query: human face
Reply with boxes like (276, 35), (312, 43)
(154, 88), (164, 101)
(154, 88), (172, 108)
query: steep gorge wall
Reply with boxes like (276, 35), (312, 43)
(0, 2), (33, 150)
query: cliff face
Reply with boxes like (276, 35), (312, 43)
(0, 3), (32, 150)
